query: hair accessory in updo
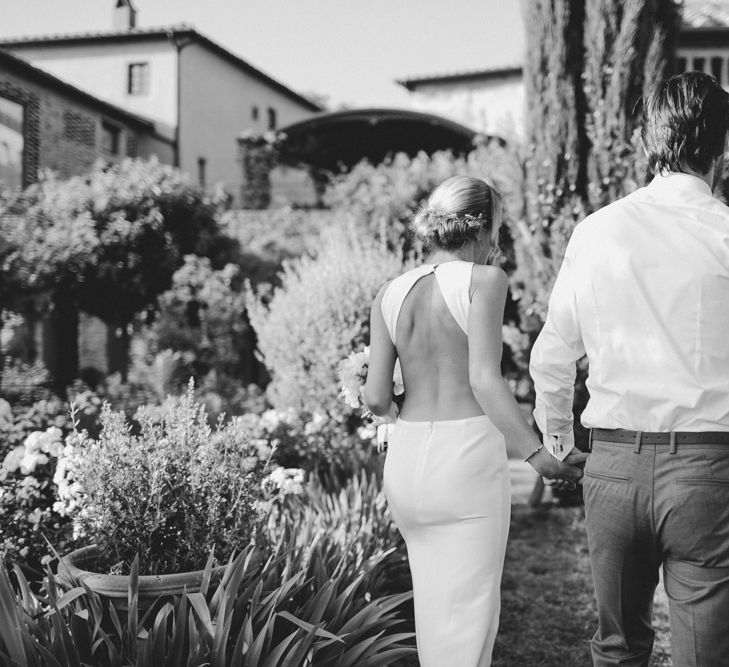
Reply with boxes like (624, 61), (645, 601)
(409, 175), (503, 260)
(411, 208), (485, 250)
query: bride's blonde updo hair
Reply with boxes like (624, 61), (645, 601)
(411, 175), (503, 263)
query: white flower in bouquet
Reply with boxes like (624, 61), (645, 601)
(337, 346), (404, 411)
(357, 422), (378, 441)
(338, 346), (406, 454)
(337, 346), (370, 409)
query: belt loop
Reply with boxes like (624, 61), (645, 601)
(669, 431), (677, 455)
(633, 430), (642, 454)
(588, 428), (593, 452)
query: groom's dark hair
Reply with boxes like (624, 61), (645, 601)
(641, 71), (729, 175)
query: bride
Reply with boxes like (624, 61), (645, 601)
(363, 175), (586, 666)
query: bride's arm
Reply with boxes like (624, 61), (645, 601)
(467, 266), (585, 480)
(363, 282), (398, 418)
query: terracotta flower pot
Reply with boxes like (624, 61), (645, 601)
(58, 545), (230, 612)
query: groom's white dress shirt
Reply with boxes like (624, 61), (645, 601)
(530, 172), (729, 460)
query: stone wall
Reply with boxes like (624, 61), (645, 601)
(0, 67), (151, 184)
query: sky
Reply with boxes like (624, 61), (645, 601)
(0, 0), (525, 108)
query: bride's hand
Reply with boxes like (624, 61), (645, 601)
(526, 447), (585, 483)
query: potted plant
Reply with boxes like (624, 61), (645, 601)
(54, 381), (271, 609)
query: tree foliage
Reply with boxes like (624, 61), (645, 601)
(0, 158), (234, 385)
(517, 0), (681, 332)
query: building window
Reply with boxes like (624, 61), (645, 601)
(711, 56), (724, 84)
(676, 56), (687, 73)
(63, 109), (96, 147)
(128, 62), (150, 95)
(126, 134), (138, 158)
(267, 107), (277, 130)
(0, 95), (24, 191)
(693, 57), (706, 73)
(197, 157), (206, 187)
(252, 105), (259, 121)
(101, 121), (121, 156)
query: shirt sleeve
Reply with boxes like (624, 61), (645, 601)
(529, 238), (585, 461)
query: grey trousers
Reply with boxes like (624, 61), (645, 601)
(583, 437), (729, 667)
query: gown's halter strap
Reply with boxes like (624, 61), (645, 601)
(381, 261), (473, 345)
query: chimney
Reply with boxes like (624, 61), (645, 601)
(112, 0), (137, 31)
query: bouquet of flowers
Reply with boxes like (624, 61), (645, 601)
(337, 346), (404, 451)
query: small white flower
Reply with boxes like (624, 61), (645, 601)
(28, 507), (45, 526)
(260, 409), (283, 430)
(19, 450), (49, 475)
(263, 466), (305, 496)
(2, 446), (26, 475)
(304, 412), (327, 435)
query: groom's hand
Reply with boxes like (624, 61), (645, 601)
(527, 447), (585, 483)
(564, 451), (589, 468)
(549, 451), (589, 489)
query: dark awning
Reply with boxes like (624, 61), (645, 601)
(279, 108), (481, 172)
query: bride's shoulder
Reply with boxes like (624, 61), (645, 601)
(373, 277), (396, 304)
(471, 264), (508, 291)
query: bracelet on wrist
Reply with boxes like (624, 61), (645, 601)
(524, 444), (543, 463)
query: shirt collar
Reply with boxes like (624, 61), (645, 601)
(648, 171), (713, 197)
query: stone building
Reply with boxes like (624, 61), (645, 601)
(0, 47), (170, 191)
(0, 0), (321, 200)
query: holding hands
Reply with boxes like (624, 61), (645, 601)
(527, 447), (588, 491)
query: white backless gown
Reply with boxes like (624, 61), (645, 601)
(381, 261), (511, 667)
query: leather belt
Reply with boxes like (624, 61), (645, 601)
(591, 428), (729, 445)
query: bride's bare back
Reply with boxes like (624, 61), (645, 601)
(395, 270), (484, 421)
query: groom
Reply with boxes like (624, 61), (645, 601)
(530, 71), (729, 667)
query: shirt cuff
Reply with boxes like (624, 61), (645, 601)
(543, 432), (575, 462)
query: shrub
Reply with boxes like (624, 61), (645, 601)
(220, 207), (342, 286)
(246, 229), (407, 417)
(323, 142), (526, 251)
(54, 383), (272, 575)
(1, 157), (237, 386)
(237, 407), (377, 481)
(140, 255), (251, 384)
(0, 358), (51, 404)
(0, 474), (415, 666)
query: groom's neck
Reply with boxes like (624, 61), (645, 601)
(675, 162), (716, 191)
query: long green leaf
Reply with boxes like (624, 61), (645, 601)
(276, 611), (343, 643)
(0, 568), (27, 667)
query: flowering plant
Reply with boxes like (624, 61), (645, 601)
(236, 407), (369, 478)
(0, 426), (72, 564)
(53, 382), (274, 575)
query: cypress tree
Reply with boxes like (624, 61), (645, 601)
(523, 0), (587, 226)
(518, 0), (681, 324)
(583, 0), (681, 208)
